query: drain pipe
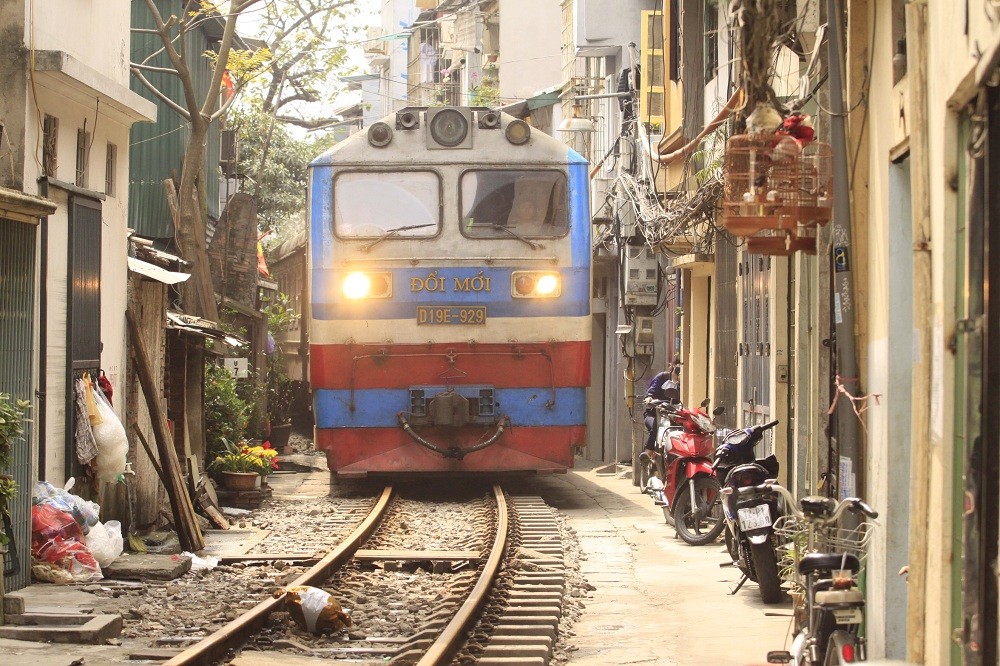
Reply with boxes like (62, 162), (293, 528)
(825, 0), (861, 503)
(36, 177), (49, 481)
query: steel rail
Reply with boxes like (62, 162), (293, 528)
(416, 484), (509, 666)
(163, 486), (395, 666)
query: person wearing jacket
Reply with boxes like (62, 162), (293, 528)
(642, 364), (680, 455)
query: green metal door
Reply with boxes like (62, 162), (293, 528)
(0, 217), (37, 591)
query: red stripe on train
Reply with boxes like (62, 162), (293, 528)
(310, 340), (591, 390)
(314, 425), (584, 475)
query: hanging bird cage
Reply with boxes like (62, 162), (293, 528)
(744, 226), (817, 256)
(722, 132), (833, 237)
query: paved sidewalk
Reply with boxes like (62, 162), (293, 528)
(535, 459), (792, 666)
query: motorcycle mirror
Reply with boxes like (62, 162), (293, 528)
(700, 398), (711, 408)
(712, 405), (725, 416)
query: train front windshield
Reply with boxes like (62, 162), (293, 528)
(333, 171), (441, 238)
(461, 170), (569, 238)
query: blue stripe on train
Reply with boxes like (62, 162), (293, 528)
(312, 266), (589, 320)
(315, 387), (587, 428)
(568, 160), (591, 269)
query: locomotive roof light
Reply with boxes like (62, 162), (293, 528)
(396, 110), (420, 130)
(511, 271), (561, 298)
(368, 122), (393, 148)
(478, 110), (501, 130)
(505, 119), (531, 145)
(427, 108), (472, 149)
(343, 271), (392, 299)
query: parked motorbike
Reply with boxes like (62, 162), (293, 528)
(640, 398), (726, 545)
(714, 419), (784, 603)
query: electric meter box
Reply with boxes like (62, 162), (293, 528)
(624, 247), (658, 306)
(634, 316), (655, 356)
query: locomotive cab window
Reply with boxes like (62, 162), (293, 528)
(461, 170), (569, 239)
(333, 171), (441, 238)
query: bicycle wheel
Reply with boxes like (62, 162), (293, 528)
(673, 476), (725, 545)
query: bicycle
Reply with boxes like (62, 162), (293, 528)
(748, 482), (878, 665)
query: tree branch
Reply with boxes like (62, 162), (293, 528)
(273, 114), (346, 130)
(131, 62), (183, 77)
(130, 67), (192, 120)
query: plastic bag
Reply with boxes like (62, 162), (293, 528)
(32, 480), (100, 534)
(31, 503), (83, 544)
(275, 586), (352, 634)
(181, 551), (219, 571)
(33, 536), (102, 582)
(85, 520), (123, 567)
(91, 387), (127, 483)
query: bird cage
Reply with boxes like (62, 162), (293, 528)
(744, 227), (817, 256)
(722, 132), (833, 237)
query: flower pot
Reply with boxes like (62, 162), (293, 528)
(219, 471), (258, 491)
(269, 422), (292, 450)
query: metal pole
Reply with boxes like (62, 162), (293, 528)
(825, 0), (861, 500)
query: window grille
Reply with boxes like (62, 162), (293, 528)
(42, 115), (58, 178)
(105, 143), (117, 197)
(76, 129), (90, 188)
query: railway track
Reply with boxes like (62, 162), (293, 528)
(161, 484), (567, 665)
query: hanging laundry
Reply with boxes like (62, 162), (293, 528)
(97, 371), (114, 406)
(74, 378), (99, 467)
(419, 42), (437, 84)
(82, 373), (103, 427)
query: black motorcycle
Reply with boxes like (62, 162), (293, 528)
(713, 419), (784, 604)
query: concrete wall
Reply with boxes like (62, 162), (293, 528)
(29, 0), (131, 88)
(498, 0), (561, 100)
(26, 85), (133, 485)
(574, 0), (655, 55)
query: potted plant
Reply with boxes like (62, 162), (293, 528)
(205, 361), (252, 463)
(262, 292), (299, 452)
(0, 393), (29, 549)
(208, 439), (278, 491)
(266, 368), (294, 452)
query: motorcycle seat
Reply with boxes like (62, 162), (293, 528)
(798, 552), (860, 576)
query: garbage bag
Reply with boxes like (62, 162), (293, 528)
(32, 479), (100, 534)
(33, 536), (102, 583)
(91, 386), (127, 482)
(86, 520), (123, 567)
(275, 586), (352, 633)
(31, 503), (83, 544)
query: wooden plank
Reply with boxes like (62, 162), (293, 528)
(132, 424), (166, 486)
(353, 549), (481, 561)
(219, 554), (320, 563)
(126, 309), (205, 552)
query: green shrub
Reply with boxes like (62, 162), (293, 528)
(204, 362), (252, 461)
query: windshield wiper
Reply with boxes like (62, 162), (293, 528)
(467, 222), (542, 249)
(360, 223), (436, 252)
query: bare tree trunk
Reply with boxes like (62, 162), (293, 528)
(175, 118), (220, 322)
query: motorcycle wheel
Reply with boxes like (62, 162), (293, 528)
(749, 539), (784, 604)
(673, 476), (726, 545)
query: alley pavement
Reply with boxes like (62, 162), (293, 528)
(1, 456), (792, 665)
(529, 458), (791, 666)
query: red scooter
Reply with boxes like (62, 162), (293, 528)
(640, 399), (726, 545)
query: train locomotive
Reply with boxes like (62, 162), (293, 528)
(308, 106), (591, 476)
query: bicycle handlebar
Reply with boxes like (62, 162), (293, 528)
(738, 482), (878, 525)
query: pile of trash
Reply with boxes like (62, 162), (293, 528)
(30, 479), (123, 584)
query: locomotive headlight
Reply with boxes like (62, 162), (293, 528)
(511, 271), (561, 298)
(343, 272), (392, 299)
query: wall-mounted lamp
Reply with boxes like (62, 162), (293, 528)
(558, 104), (595, 133)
